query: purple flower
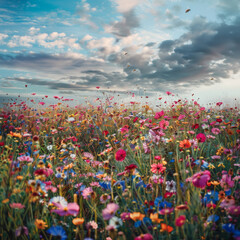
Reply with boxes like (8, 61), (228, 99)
(15, 226), (29, 237)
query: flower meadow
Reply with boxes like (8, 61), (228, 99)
(0, 93), (240, 240)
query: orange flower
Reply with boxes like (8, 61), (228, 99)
(16, 176), (23, 180)
(210, 181), (220, 186)
(35, 219), (48, 229)
(179, 139), (191, 148)
(130, 212), (145, 221)
(150, 213), (163, 223)
(72, 218), (84, 225)
(160, 223), (173, 233)
(2, 199), (9, 204)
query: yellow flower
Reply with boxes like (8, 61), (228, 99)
(208, 164), (215, 169)
(218, 163), (225, 168)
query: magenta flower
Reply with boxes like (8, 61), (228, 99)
(159, 208), (174, 215)
(175, 215), (186, 227)
(196, 133), (206, 143)
(227, 205), (240, 216)
(102, 203), (119, 220)
(51, 202), (79, 216)
(135, 233), (153, 240)
(189, 170), (211, 189)
(115, 149), (126, 161)
(154, 111), (164, 119)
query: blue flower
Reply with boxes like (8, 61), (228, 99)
(203, 191), (219, 204)
(134, 221), (142, 228)
(225, 189), (231, 196)
(222, 223), (235, 233)
(143, 217), (152, 226)
(99, 181), (111, 190)
(207, 215), (219, 222)
(154, 196), (163, 207)
(46, 226), (67, 240)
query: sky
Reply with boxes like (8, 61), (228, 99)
(0, 0), (240, 106)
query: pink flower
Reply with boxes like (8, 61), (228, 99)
(166, 91), (172, 95)
(39, 102), (45, 105)
(51, 202), (79, 216)
(102, 203), (119, 220)
(135, 233), (153, 240)
(178, 114), (185, 120)
(17, 156), (33, 162)
(159, 120), (169, 130)
(216, 102), (223, 106)
(154, 111), (164, 119)
(115, 149), (126, 161)
(211, 128), (220, 135)
(10, 203), (25, 209)
(189, 171), (211, 189)
(220, 174), (234, 191)
(151, 163), (166, 174)
(175, 215), (186, 227)
(82, 187), (93, 199)
(196, 133), (206, 143)
(159, 208), (174, 215)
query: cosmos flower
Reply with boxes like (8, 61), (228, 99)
(187, 171), (211, 189)
(102, 203), (119, 220)
(51, 202), (79, 216)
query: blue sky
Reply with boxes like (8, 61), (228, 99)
(0, 0), (240, 105)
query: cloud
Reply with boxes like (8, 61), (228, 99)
(113, 0), (143, 13)
(0, 33), (8, 42)
(6, 32), (81, 49)
(104, 10), (140, 37)
(29, 27), (40, 35)
(76, 0), (98, 29)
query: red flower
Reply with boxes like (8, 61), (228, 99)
(192, 124), (199, 129)
(115, 149), (126, 161)
(102, 130), (109, 136)
(175, 215), (186, 227)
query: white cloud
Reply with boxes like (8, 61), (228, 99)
(7, 32), (81, 49)
(113, 0), (143, 13)
(0, 33), (8, 42)
(81, 34), (93, 42)
(29, 27), (40, 35)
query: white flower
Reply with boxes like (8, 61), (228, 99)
(47, 145), (53, 151)
(49, 196), (68, 207)
(68, 117), (75, 122)
(166, 180), (176, 193)
(109, 217), (123, 229)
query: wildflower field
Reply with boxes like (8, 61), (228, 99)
(0, 93), (239, 240)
